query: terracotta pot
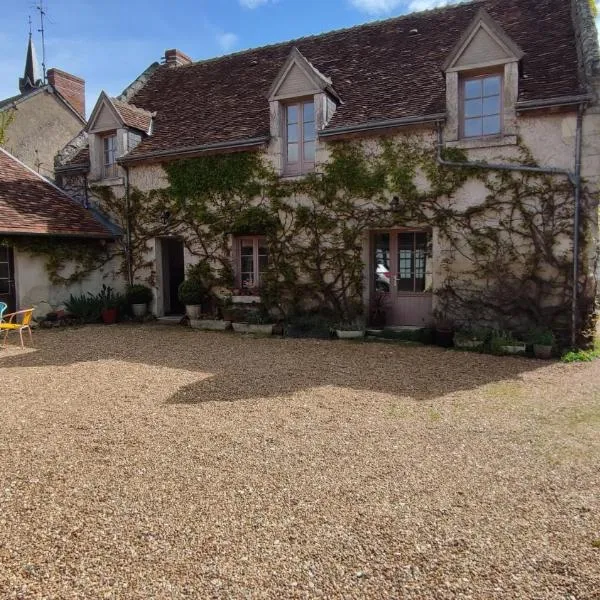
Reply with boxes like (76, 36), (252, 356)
(101, 307), (118, 324)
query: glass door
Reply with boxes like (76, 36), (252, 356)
(0, 245), (15, 313)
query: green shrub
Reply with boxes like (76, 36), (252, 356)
(285, 312), (333, 339)
(178, 278), (209, 306)
(64, 293), (102, 323)
(126, 284), (153, 304)
(561, 349), (600, 363)
(527, 327), (555, 346)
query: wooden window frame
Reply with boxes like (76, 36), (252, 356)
(283, 99), (316, 176)
(236, 236), (268, 289)
(460, 72), (503, 139)
(102, 133), (118, 178)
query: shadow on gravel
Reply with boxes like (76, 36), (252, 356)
(0, 323), (549, 403)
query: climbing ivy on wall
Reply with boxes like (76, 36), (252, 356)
(88, 137), (596, 342)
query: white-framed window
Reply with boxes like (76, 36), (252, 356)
(102, 134), (118, 178)
(284, 100), (315, 175)
(461, 74), (502, 138)
(237, 236), (268, 289)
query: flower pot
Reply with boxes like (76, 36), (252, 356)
(435, 328), (454, 348)
(131, 303), (147, 318)
(232, 323), (273, 335)
(501, 343), (526, 355)
(186, 305), (202, 319)
(454, 339), (483, 350)
(101, 308), (118, 324)
(336, 330), (364, 339)
(533, 344), (553, 359)
(190, 319), (231, 331)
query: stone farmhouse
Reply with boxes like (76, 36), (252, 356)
(47, 0), (600, 343)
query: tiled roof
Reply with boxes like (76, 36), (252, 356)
(0, 148), (112, 238)
(123, 0), (583, 160)
(111, 98), (153, 133)
(59, 147), (90, 170)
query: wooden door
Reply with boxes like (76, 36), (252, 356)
(0, 245), (16, 313)
(371, 230), (433, 327)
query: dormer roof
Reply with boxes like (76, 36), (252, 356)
(87, 92), (153, 134)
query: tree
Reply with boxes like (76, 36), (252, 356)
(0, 110), (15, 146)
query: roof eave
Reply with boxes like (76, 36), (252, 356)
(319, 113), (447, 138)
(118, 135), (270, 165)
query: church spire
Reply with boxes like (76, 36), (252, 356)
(19, 32), (43, 94)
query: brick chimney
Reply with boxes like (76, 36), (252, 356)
(165, 49), (192, 67)
(47, 68), (85, 119)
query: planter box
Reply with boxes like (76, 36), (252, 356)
(533, 344), (553, 359)
(190, 319), (231, 331)
(231, 296), (261, 304)
(336, 329), (364, 339)
(186, 305), (202, 319)
(501, 343), (526, 355)
(454, 339), (483, 349)
(232, 322), (273, 335)
(131, 303), (147, 318)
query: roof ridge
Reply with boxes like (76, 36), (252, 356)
(111, 97), (154, 116)
(174, 0), (479, 69)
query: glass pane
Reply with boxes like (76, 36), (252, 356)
(240, 243), (253, 256)
(286, 105), (298, 124)
(397, 233), (414, 292)
(374, 233), (390, 292)
(483, 76), (501, 97)
(303, 140), (315, 162)
(482, 96), (500, 116)
(464, 79), (482, 100)
(303, 120), (315, 142)
(0, 246), (8, 261)
(464, 98), (482, 118)
(287, 123), (298, 143)
(0, 263), (8, 279)
(287, 143), (298, 163)
(482, 115), (501, 135)
(241, 272), (254, 287)
(303, 102), (314, 123)
(258, 253), (268, 272)
(464, 118), (482, 137)
(241, 255), (254, 273)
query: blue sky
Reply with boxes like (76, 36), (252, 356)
(1, 1), (598, 117)
(0, 0), (461, 115)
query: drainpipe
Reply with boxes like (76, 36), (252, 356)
(571, 105), (584, 348)
(123, 164), (133, 287)
(436, 113), (585, 346)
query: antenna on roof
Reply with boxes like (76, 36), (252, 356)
(28, 15), (32, 37)
(36, 0), (47, 83)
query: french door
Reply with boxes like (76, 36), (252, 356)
(371, 230), (433, 326)
(0, 245), (16, 313)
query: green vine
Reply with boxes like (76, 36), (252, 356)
(81, 137), (596, 344)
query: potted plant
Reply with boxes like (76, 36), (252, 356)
(528, 327), (555, 359)
(434, 315), (455, 348)
(453, 326), (488, 350)
(490, 330), (526, 355)
(232, 308), (274, 335)
(369, 292), (387, 329)
(178, 278), (208, 320)
(335, 317), (366, 340)
(127, 284), (153, 317)
(98, 285), (120, 325)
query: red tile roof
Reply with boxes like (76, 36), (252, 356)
(111, 98), (153, 133)
(121, 0), (583, 161)
(0, 148), (112, 238)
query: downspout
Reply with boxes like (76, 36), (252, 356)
(571, 105), (584, 348)
(436, 113), (585, 346)
(123, 164), (133, 287)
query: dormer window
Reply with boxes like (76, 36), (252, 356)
(462, 73), (502, 138)
(102, 134), (118, 178)
(285, 100), (315, 175)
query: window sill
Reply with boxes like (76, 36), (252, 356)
(90, 176), (124, 187)
(446, 135), (517, 150)
(279, 172), (314, 182)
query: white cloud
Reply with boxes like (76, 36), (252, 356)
(216, 32), (239, 51)
(349, 0), (463, 15)
(239, 0), (277, 8)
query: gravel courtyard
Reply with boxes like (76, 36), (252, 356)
(0, 325), (599, 599)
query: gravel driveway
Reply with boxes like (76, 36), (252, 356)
(1, 324), (599, 599)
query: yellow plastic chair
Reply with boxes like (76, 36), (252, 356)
(1, 308), (34, 348)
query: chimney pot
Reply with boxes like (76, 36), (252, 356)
(165, 49), (192, 67)
(47, 68), (85, 119)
